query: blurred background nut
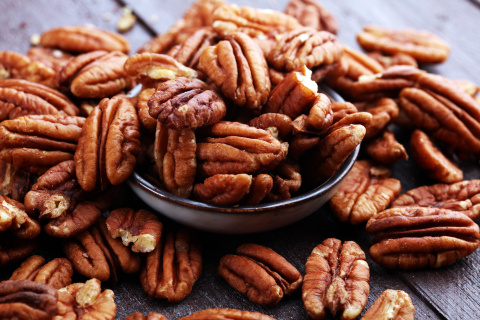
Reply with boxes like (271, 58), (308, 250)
(0, 239), (39, 269)
(0, 160), (35, 202)
(26, 47), (74, 73)
(284, 0), (338, 34)
(360, 289), (414, 320)
(125, 312), (169, 320)
(0, 51), (56, 88)
(177, 308), (276, 320)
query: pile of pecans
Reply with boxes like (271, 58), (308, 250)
(0, 0), (480, 319)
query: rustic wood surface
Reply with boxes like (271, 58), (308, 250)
(1, 0), (480, 319)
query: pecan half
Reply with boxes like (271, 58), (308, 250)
(75, 94), (140, 191)
(361, 290), (414, 320)
(218, 243), (302, 307)
(367, 51), (418, 69)
(10, 255), (73, 289)
(249, 113), (292, 141)
(0, 195), (41, 239)
(266, 160), (302, 202)
(27, 47), (73, 73)
(136, 88), (158, 132)
(0, 280), (58, 320)
(355, 97), (399, 139)
(198, 32), (270, 110)
(140, 228), (202, 303)
(182, 0), (227, 29)
(391, 180), (480, 221)
(0, 160), (34, 202)
(365, 131), (408, 165)
(284, 0), (338, 34)
(330, 160), (401, 224)
(241, 174), (273, 205)
(178, 308), (276, 320)
(54, 278), (116, 320)
(302, 238), (370, 320)
(0, 239), (39, 269)
(0, 51), (56, 87)
(193, 174), (252, 205)
(106, 208), (163, 253)
(366, 207), (480, 269)
(125, 312), (169, 320)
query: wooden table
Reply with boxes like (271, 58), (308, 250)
(1, 0), (480, 319)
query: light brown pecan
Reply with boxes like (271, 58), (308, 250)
(182, 0), (227, 29)
(249, 113), (292, 141)
(0, 160), (34, 202)
(302, 238), (370, 320)
(196, 121), (288, 177)
(199, 32), (271, 110)
(75, 94), (140, 191)
(0, 195), (41, 239)
(391, 180), (480, 221)
(140, 228), (202, 303)
(241, 174), (273, 205)
(266, 160), (301, 202)
(360, 290), (414, 320)
(366, 207), (480, 269)
(10, 255), (73, 289)
(307, 93), (334, 131)
(0, 280), (58, 320)
(178, 308), (276, 320)
(63, 217), (141, 282)
(331, 101), (359, 123)
(40, 25), (130, 53)
(136, 88), (158, 132)
(54, 278), (116, 320)
(357, 25), (450, 64)
(148, 77), (226, 129)
(0, 114), (84, 173)
(410, 129), (463, 183)
(355, 97), (399, 139)
(0, 239), (39, 269)
(125, 312), (169, 320)
(212, 4), (302, 37)
(452, 79), (480, 97)
(27, 47), (73, 73)
(367, 51), (418, 69)
(193, 174), (252, 205)
(0, 51), (56, 87)
(106, 208), (163, 253)
(267, 28), (343, 72)
(365, 131), (408, 165)
(218, 243), (302, 307)
(284, 0), (338, 34)
(330, 160), (401, 224)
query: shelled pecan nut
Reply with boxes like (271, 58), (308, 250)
(0, 160), (34, 202)
(27, 47), (73, 73)
(0, 239), (39, 269)
(249, 113), (292, 141)
(284, 0), (338, 34)
(0, 51), (56, 87)
(367, 51), (418, 69)
(366, 207), (480, 269)
(10, 255), (73, 289)
(0, 195), (41, 239)
(75, 94), (140, 191)
(355, 97), (399, 138)
(0, 280), (58, 320)
(148, 77), (226, 129)
(106, 208), (163, 253)
(140, 228), (202, 303)
(136, 87), (158, 132)
(168, 27), (218, 69)
(330, 160), (401, 224)
(302, 238), (370, 320)
(218, 243), (302, 307)
(193, 173), (252, 205)
(40, 25), (130, 53)
(178, 308), (276, 320)
(240, 174), (273, 205)
(54, 278), (116, 320)
(360, 290), (414, 320)
(182, 0), (227, 29)
(365, 130), (408, 165)
(390, 180), (480, 220)
(266, 160), (301, 202)
(199, 32), (270, 110)
(125, 312), (169, 320)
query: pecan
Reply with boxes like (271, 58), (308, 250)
(267, 28), (343, 72)
(75, 94), (140, 191)
(63, 217), (141, 282)
(249, 113), (292, 140)
(0, 114), (84, 173)
(330, 160), (401, 224)
(302, 238), (370, 320)
(154, 124), (197, 198)
(410, 129), (463, 183)
(266, 160), (301, 202)
(54, 278), (116, 320)
(331, 101), (359, 123)
(452, 79), (480, 97)
(365, 131), (408, 165)
(367, 51), (418, 69)
(182, 0), (227, 28)
(178, 308), (276, 320)
(0, 280), (58, 320)
(218, 243), (302, 307)
(136, 88), (158, 132)
(168, 27), (218, 69)
(391, 180), (480, 221)
(0, 160), (35, 202)
(357, 25), (450, 64)
(27, 47), (73, 72)
(307, 93), (334, 131)
(193, 174), (252, 205)
(212, 4), (302, 37)
(10, 255), (73, 289)
(0, 195), (41, 239)
(125, 312), (169, 320)
(198, 32), (271, 110)
(360, 290), (414, 320)
(0, 51), (56, 87)
(106, 208), (163, 253)
(140, 228), (202, 303)
(148, 77), (226, 129)
(284, 0), (338, 34)
(366, 207), (480, 269)
(241, 174), (273, 205)
(0, 239), (39, 268)
(40, 25), (130, 53)
(196, 121), (288, 176)
(355, 97), (399, 138)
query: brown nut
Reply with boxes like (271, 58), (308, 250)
(0, 51), (56, 88)
(148, 77), (226, 129)
(360, 290), (414, 320)
(182, 0), (227, 29)
(366, 207), (480, 269)
(193, 174), (252, 206)
(355, 97), (399, 139)
(10, 255), (73, 289)
(284, 0), (338, 34)
(302, 238), (370, 320)
(240, 174), (273, 205)
(0, 239), (39, 269)
(40, 25), (130, 53)
(365, 131), (408, 165)
(140, 228), (202, 303)
(75, 94), (140, 191)
(136, 87), (158, 132)
(357, 25), (450, 64)
(391, 179), (480, 221)
(198, 32), (271, 110)
(54, 278), (116, 320)
(367, 51), (418, 69)
(266, 160), (301, 202)
(0, 195), (41, 239)
(218, 243), (302, 307)
(27, 47), (74, 73)
(0, 160), (35, 202)
(330, 160), (401, 224)
(125, 312), (169, 320)
(0, 280), (58, 320)
(249, 113), (292, 141)
(106, 208), (163, 253)
(178, 308), (276, 320)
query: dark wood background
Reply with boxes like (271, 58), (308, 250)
(1, 0), (480, 319)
